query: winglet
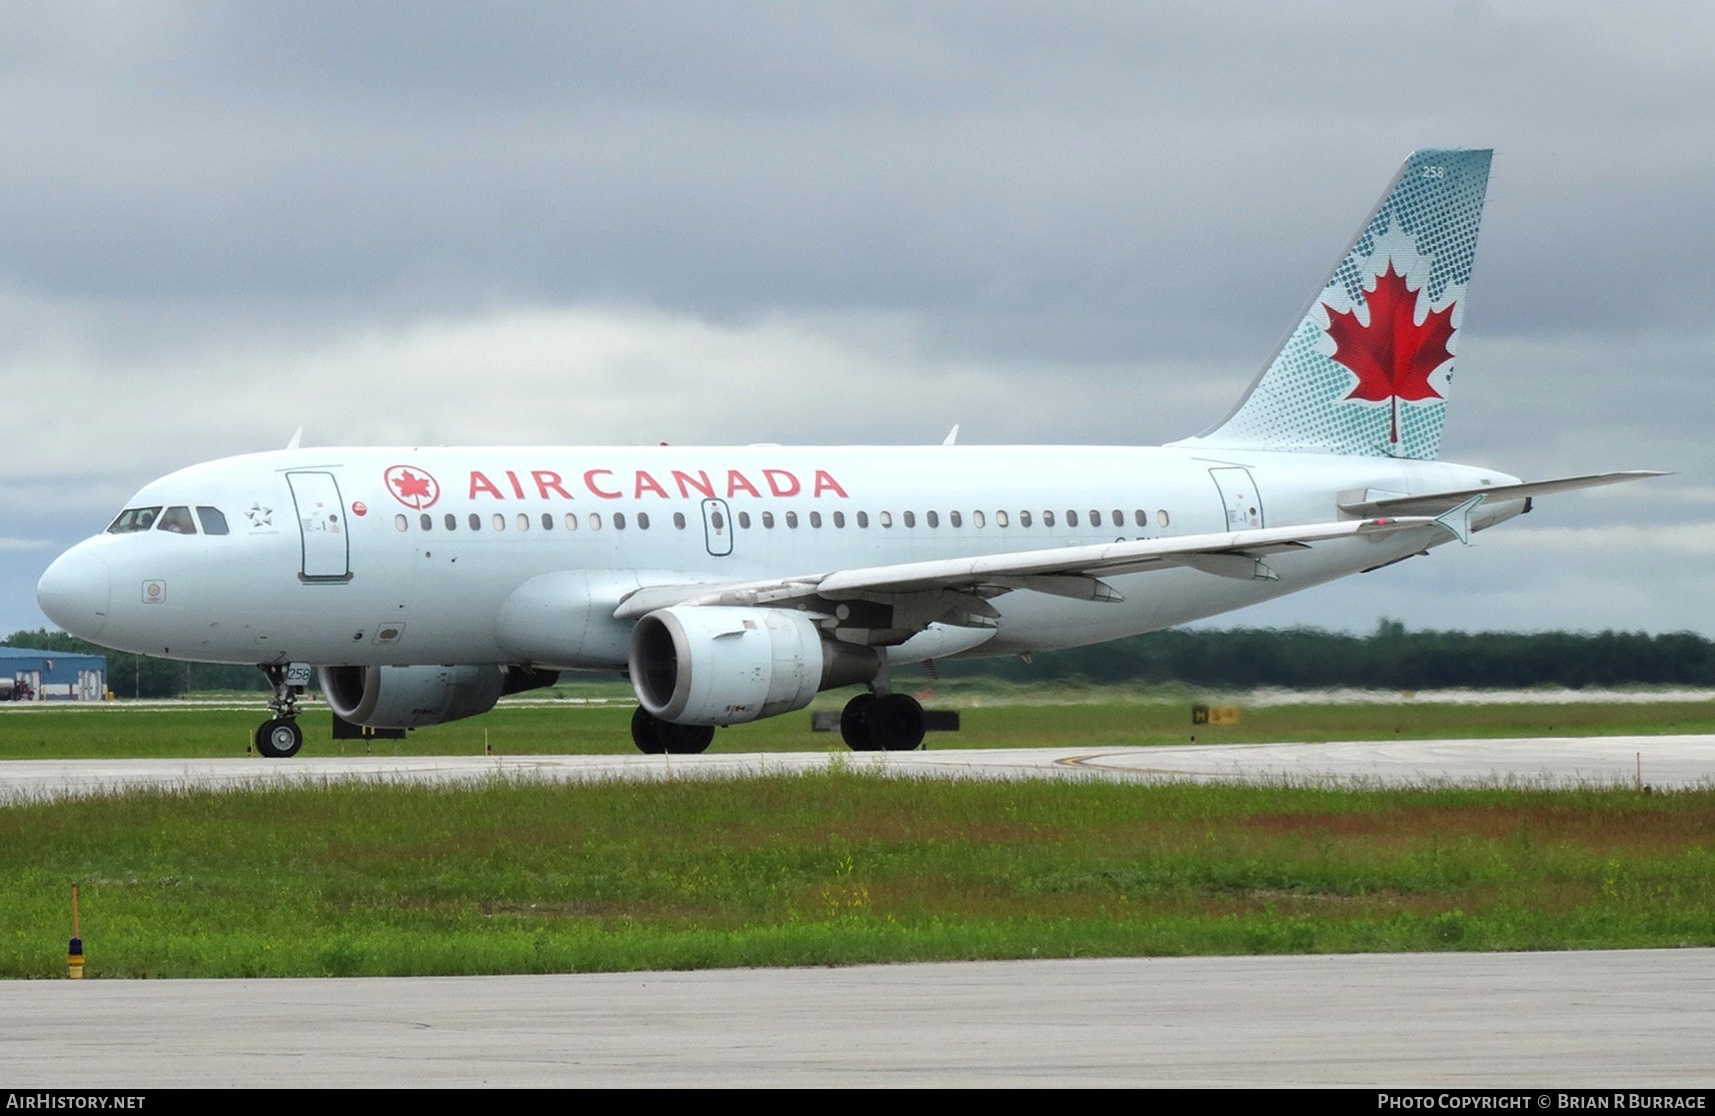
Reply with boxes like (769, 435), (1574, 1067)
(1433, 495), (1484, 546)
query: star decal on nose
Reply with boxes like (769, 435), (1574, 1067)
(246, 504), (273, 528)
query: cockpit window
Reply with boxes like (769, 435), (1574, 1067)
(196, 507), (230, 536)
(107, 507), (162, 534)
(157, 506), (198, 535)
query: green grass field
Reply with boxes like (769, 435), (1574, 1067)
(2, 689), (1711, 758)
(3, 692), (1712, 979)
(4, 773), (1713, 979)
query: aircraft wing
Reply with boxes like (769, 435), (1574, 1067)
(613, 515), (1441, 624)
(1337, 471), (1666, 518)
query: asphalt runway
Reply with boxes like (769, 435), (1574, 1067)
(6, 737), (1713, 1087)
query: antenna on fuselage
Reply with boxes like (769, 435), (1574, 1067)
(285, 427), (304, 451)
(942, 424), (960, 446)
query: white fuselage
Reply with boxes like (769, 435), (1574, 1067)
(38, 443), (1524, 671)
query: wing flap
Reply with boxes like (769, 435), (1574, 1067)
(612, 516), (1437, 619)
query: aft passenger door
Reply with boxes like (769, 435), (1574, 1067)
(286, 471), (352, 581)
(1209, 467), (1264, 531)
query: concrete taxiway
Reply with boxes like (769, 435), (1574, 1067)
(7, 950), (1714, 1087)
(0, 734), (1709, 800)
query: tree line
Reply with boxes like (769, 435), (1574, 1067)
(6, 620), (1714, 699)
(932, 620), (1715, 690)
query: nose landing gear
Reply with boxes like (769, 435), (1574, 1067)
(254, 664), (306, 758)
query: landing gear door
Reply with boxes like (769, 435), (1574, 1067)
(1210, 467), (1264, 531)
(286, 471), (352, 581)
(701, 498), (733, 557)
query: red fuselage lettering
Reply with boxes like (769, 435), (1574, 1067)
(584, 469), (621, 499)
(763, 469), (800, 497)
(532, 470), (573, 500)
(456, 466), (849, 501)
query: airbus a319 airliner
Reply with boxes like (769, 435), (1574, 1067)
(37, 149), (1656, 756)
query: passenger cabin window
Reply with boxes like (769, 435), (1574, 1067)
(421, 513), (433, 531)
(158, 506), (197, 535)
(196, 507), (229, 535)
(809, 511), (822, 528)
(1043, 510), (1055, 527)
(857, 511), (869, 528)
(833, 511), (846, 528)
(1020, 510), (1032, 528)
(673, 512), (687, 529)
(785, 511), (798, 528)
(949, 510), (962, 528)
(1158, 509), (1170, 527)
(926, 510), (939, 528)
(1066, 511), (1078, 527)
(395, 514), (409, 532)
(972, 510), (985, 528)
(995, 511), (1008, 528)
(107, 507), (162, 534)
(543, 513), (555, 530)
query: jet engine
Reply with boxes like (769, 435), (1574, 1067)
(628, 606), (879, 725)
(318, 663), (557, 730)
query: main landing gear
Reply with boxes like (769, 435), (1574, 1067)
(254, 665), (305, 758)
(630, 707), (715, 755)
(838, 691), (925, 752)
(624, 687), (926, 755)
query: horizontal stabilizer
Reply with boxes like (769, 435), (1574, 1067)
(1339, 471), (1668, 518)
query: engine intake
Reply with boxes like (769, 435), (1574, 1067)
(319, 663), (553, 729)
(628, 606), (878, 725)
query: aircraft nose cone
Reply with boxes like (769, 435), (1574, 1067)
(37, 545), (112, 639)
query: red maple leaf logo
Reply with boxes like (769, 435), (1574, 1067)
(384, 465), (440, 509)
(1324, 263), (1455, 444)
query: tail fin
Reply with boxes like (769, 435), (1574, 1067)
(1172, 148), (1492, 461)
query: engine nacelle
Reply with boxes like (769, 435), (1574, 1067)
(628, 606), (879, 726)
(319, 663), (518, 730)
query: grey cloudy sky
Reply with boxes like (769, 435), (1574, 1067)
(2, 1), (1711, 639)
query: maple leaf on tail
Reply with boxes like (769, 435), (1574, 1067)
(1324, 262), (1457, 445)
